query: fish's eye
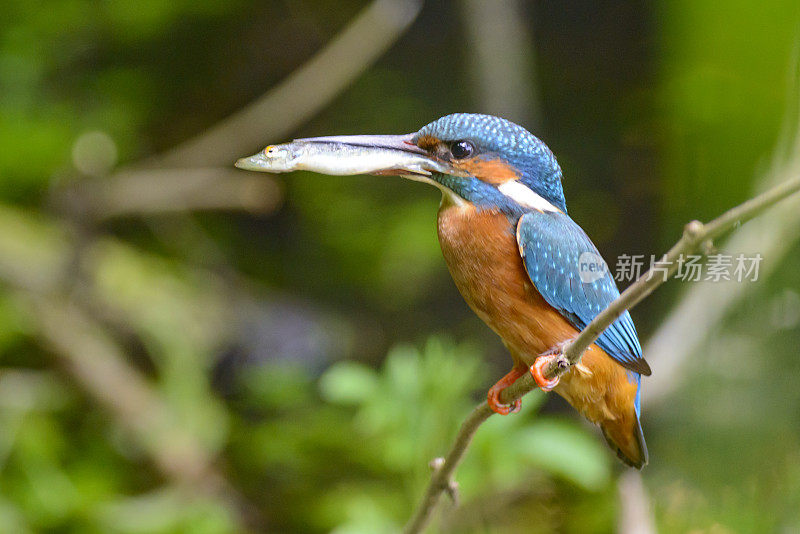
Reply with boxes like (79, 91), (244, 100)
(450, 140), (474, 159)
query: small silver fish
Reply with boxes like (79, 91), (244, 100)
(235, 134), (447, 176)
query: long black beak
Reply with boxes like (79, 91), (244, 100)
(295, 133), (426, 154)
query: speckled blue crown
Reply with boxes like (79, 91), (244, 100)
(415, 113), (567, 212)
(415, 113), (554, 163)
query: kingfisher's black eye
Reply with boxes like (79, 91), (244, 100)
(450, 140), (475, 159)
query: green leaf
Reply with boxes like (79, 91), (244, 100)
(319, 361), (379, 405)
(516, 419), (611, 491)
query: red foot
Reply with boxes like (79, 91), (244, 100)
(487, 366), (526, 415)
(530, 355), (560, 391)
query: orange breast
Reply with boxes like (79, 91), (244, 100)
(437, 202), (573, 360)
(436, 202), (639, 435)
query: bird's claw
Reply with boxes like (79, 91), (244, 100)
(530, 354), (560, 391)
(487, 388), (521, 415)
(487, 366), (526, 415)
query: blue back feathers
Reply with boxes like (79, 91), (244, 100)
(517, 210), (651, 376)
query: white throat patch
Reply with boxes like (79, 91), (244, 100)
(497, 180), (560, 212)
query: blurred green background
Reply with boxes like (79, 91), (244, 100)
(2, 1), (800, 532)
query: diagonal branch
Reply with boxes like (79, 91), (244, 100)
(53, 0), (424, 220)
(155, 0), (424, 168)
(638, 48), (800, 405)
(403, 174), (800, 534)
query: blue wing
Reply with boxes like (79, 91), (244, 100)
(516, 211), (651, 375)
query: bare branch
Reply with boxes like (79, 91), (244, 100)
(51, 0), (423, 223)
(617, 471), (656, 534)
(538, 173), (800, 381)
(155, 0), (424, 168)
(403, 174), (800, 534)
(403, 403), (494, 534)
(59, 168), (282, 220)
(460, 0), (539, 127)
(644, 188), (800, 403)
(53, 0), (424, 222)
(643, 51), (800, 404)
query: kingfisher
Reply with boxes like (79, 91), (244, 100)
(237, 113), (651, 468)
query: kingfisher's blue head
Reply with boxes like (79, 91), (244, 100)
(411, 113), (567, 214)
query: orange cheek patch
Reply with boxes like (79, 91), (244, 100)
(454, 157), (520, 184)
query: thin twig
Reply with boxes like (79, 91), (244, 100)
(460, 0), (539, 127)
(403, 174), (800, 534)
(617, 471), (656, 534)
(535, 174), (800, 385)
(52, 0), (424, 221)
(59, 168), (282, 220)
(643, 50), (800, 404)
(644, 174), (800, 403)
(403, 404), (494, 534)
